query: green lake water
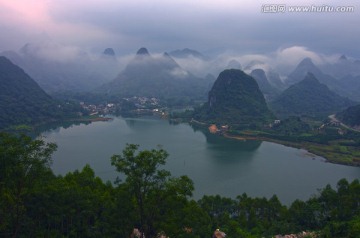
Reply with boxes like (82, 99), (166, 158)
(41, 116), (360, 204)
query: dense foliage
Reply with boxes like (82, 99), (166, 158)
(271, 117), (312, 136)
(336, 104), (360, 127)
(193, 69), (274, 129)
(271, 73), (355, 119)
(1, 133), (360, 238)
(0, 56), (82, 130)
(110, 144), (195, 238)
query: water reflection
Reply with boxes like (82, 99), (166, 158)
(124, 117), (162, 131)
(190, 124), (262, 151)
(204, 131), (262, 152)
(33, 120), (92, 138)
(41, 116), (360, 204)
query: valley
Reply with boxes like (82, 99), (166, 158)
(1, 43), (360, 238)
(2, 48), (360, 167)
(1, 1), (360, 237)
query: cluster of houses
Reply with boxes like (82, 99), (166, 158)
(124, 96), (160, 109)
(274, 231), (318, 238)
(79, 96), (164, 117)
(123, 96), (167, 117)
(80, 102), (116, 116)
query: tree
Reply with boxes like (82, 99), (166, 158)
(0, 132), (57, 237)
(111, 144), (194, 238)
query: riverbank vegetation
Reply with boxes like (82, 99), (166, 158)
(185, 115), (360, 167)
(1, 133), (360, 238)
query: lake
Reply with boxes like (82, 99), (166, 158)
(41, 116), (360, 205)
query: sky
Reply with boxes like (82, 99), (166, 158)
(0, 0), (359, 59)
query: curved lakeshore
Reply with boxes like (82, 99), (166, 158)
(223, 130), (360, 167)
(42, 116), (360, 204)
(190, 118), (360, 167)
(69, 116), (113, 122)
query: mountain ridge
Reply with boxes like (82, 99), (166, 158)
(98, 48), (212, 104)
(169, 48), (209, 60)
(271, 73), (355, 118)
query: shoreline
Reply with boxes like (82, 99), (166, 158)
(69, 116), (113, 122)
(189, 119), (360, 167)
(223, 132), (360, 167)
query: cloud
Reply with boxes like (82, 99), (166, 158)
(169, 68), (189, 78)
(171, 45), (345, 78)
(1, 0), (359, 59)
(270, 46), (347, 75)
(19, 40), (86, 62)
(0, 1), (49, 26)
(216, 46), (345, 76)
(172, 56), (211, 77)
(275, 46), (323, 66)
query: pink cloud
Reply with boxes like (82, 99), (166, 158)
(0, 0), (50, 27)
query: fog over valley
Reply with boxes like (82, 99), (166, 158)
(1, 0), (360, 96)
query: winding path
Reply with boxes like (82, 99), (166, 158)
(328, 114), (360, 133)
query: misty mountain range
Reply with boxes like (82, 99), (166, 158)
(97, 47), (213, 104)
(2, 41), (360, 109)
(271, 73), (356, 118)
(2, 42), (359, 102)
(1, 47), (360, 130)
(0, 41), (119, 93)
(169, 48), (210, 61)
(284, 57), (360, 102)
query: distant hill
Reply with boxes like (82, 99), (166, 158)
(250, 69), (280, 101)
(267, 71), (286, 91)
(193, 69), (274, 128)
(103, 48), (116, 57)
(271, 73), (355, 118)
(286, 58), (323, 86)
(169, 48), (209, 60)
(0, 56), (78, 130)
(0, 42), (119, 93)
(335, 75), (360, 102)
(98, 48), (212, 105)
(336, 104), (360, 127)
(244, 60), (266, 71)
(285, 58), (342, 90)
(226, 59), (242, 70)
(285, 57), (360, 102)
(321, 55), (360, 79)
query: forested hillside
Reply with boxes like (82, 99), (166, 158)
(271, 73), (354, 118)
(193, 69), (274, 129)
(336, 104), (360, 127)
(0, 56), (81, 130)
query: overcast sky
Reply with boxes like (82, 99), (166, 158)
(0, 0), (359, 58)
